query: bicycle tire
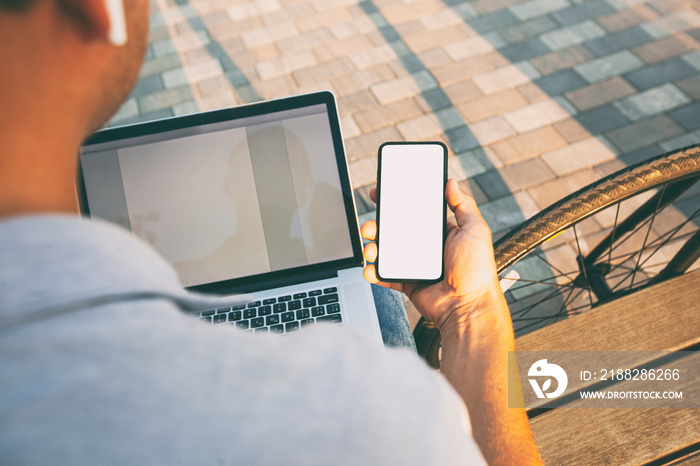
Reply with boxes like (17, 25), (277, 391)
(414, 144), (700, 369)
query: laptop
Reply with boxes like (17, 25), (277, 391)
(78, 91), (382, 342)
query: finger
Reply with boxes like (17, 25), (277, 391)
(445, 178), (483, 229)
(363, 241), (378, 263)
(369, 187), (377, 204)
(360, 220), (377, 241)
(362, 264), (403, 292)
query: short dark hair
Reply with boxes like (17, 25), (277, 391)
(0, 0), (36, 11)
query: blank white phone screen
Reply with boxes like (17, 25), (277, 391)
(377, 143), (445, 281)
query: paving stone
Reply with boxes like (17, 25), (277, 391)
(565, 76), (637, 111)
(641, 9), (700, 38)
(396, 113), (445, 140)
(346, 126), (402, 162)
(633, 34), (699, 63)
(293, 58), (354, 87)
(140, 55), (183, 78)
(623, 56), (697, 90)
(584, 25), (654, 56)
(130, 74), (164, 97)
(138, 86), (194, 113)
(196, 75), (230, 97)
(497, 37), (551, 62)
(444, 36), (500, 61)
(683, 50), (700, 70)
(575, 104), (632, 134)
(469, 116), (517, 145)
(349, 43), (398, 70)
(541, 137), (619, 175)
(504, 99), (571, 133)
(491, 126), (569, 164)
(528, 169), (600, 209)
(597, 4), (660, 32)
(163, 60), (223, 89)
(479, 191), (540, 233)
(518, 82), (550, 102)
(458, 178), (489, 204)
(533, 69), (587, 95)
(553, 118), (589, 142)
(669, 101), (700, 130)
(226, 0), (281, 21)
(472, 62), (541, 95)
(110, 108), (174, 127)
(418, 87), (455, 112)
(675, 75), (700, 99)
(109, 99), (140, 124)
(481, 158), (557, 200)
(551, 0), (616, 25)
(447, 146), (502, 180)
(659, 127), (700, 151)
(614, 83), (691, 120)
(341, 115), (361, 139)
(605, 114), (684, 152)
(501, 16), (559, 43)
(574, 50), (644, 82)
(441, 80), (483, 105)
(349, 156), (379, 188)
(370, 74), (423, 105)
(418, 8), (465, 30)
(458, 88), (530, 123)
(172, 100), (199, 116)
(256, 50), (317, 80)
(444, 126), (481, 153)
(401, 25), (471, 54)
(331, 64), (396, 96)
(540, 20), (606, 51)
(529, 45), (596, 75)
(467, 9), (520, 33)
(689, 27), (700, 42)
(431, 57), (496, 84)
(509, 0), (571, 21)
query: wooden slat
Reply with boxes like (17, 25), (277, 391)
(530, 352), (700, 466)
(514, 270), (700, 465)
(516, 269), (700, 353)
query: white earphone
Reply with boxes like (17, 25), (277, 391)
(104, 0), (127, 46)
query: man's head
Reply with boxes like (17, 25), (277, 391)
(0, 0), (149, 135)
(0, 0), (150, 216)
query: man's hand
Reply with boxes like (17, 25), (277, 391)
(360, 178), (504, 336)
(361, 178), (542, 466)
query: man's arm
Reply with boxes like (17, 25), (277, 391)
(360, 179), (542, 465)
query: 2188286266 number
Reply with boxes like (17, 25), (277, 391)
(601, 368), (681, 381)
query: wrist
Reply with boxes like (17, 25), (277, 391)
(437, 284), (514, 348)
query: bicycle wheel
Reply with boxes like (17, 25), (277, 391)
(414, 144), (700, 369)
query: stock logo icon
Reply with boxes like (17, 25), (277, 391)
(528, 359), (568, 399)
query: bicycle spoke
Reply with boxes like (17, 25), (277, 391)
(630, 184), (667, 289)
(573, 224), (594, 306)
(608, 203), (621, 266)
(532, 250), (569, 278)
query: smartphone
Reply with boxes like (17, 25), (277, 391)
(375, 142), (447, 283)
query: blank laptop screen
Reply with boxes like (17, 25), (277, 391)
(80, 104), (354, 287)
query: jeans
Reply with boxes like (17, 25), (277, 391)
(370, 284), (417, 352)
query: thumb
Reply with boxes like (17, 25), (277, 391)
(446, 178), (482, 229)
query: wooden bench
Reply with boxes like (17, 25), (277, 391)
(515, 269), (700, 465)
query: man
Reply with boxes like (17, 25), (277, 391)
(0, 0), (542, 464)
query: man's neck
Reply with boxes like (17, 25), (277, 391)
(0, 9), (87, 218)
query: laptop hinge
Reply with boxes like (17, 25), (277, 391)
(203, 269), (340, 296)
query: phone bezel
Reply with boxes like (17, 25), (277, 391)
(375, 141), (447, 283)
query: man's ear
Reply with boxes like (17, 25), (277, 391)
(57, 0), (126, 46)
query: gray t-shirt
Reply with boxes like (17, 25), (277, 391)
(0, 215), (484, 465)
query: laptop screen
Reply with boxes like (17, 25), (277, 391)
(79, 93), (360, 290)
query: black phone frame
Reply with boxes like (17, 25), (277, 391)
(375, 141), (447, 284)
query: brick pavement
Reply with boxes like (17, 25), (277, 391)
(111, 0), (700, 298)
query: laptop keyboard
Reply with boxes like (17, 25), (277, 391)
(197, 287), (343, 334)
